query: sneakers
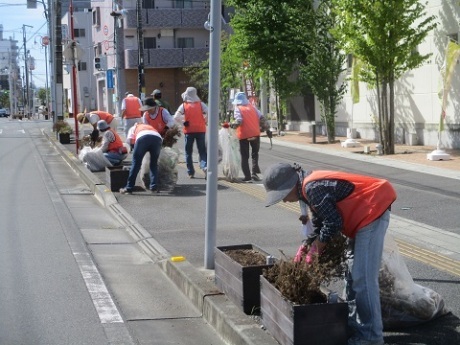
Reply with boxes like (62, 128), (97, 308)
(150, 188), (159, 193)
(251, 173), (261, 181)
(119, 187), (132, 194)
(142, 175), (150, 189)
(242, 177), (253, 183)
(188, 174), (194, 179)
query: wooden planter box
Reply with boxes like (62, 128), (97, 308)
(215, 244), (274, 315)
(59, 132), (71, 144)
(260, 276), (348, 345)
(106, 166), (129, 192)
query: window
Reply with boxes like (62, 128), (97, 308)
(92, 7), (101, 27)
(144, 37), (156, 49)
(143, 0), (155, 9)
(177, 37), (194, 48)
(175, 0), (192, 9)
(73, 28), (85, 38)
(347, 54), (353, 72)
(95, 43), (102, 56)
(78, 61), (87, 71)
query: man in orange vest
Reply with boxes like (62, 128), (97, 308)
(173, 87), (208, 178)
(263, 163), (396, 345)
(121, 92), (143, 138)
(231, 92), (268, 182)
(96, 120), (128, 166)
(119, 123), (163, 194)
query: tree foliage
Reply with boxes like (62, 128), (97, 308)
(36, 87), (50, 106)
(227, 0), (309, 130)
(332, 0), (437, 154)
(183, 32), (242, 121)
(298, 0), (347, 142)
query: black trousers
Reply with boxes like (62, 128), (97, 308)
(239, 136), (261, 179)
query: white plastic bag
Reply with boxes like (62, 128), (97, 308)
(379, 233), (448, 329)
(219, 127), (240, 182)
(78, 146), (112, 172)
(137, 147), (180, 191)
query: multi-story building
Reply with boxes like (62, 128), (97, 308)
(0, 25), (21, 116)
(91, 0), (210, 115)
(62, 6), (97, 116)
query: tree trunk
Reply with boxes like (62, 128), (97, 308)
(388, 76), (395, 154)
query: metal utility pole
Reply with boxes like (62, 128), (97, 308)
(69, 0), (79, 153)
(136, 0), (145, 99)
(22, 24), (33, 118)
(54, 0), (64, 122)
(204, 0), (222, 269)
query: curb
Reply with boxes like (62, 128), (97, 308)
(45, 131), (278, 345)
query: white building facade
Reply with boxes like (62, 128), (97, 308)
(288, 1), (460, 149)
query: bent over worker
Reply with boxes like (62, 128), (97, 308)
(263, 163), (396, 345)
(119, 123), (163, 194)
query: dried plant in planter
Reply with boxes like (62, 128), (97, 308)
(263, 234), (348, 305)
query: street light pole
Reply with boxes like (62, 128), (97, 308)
(22, 24), (33, 118)
(136, 0), (145, 99)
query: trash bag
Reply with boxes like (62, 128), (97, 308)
(137, 147), (180, 191)
(78, 146), (112, 172)
(219, 127), (240, 182)
(379, 233), (449, 330)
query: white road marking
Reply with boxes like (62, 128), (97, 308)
(73, 252), (124, 324)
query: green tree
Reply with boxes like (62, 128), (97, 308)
(0, 90), (9, 108)
(227, 0), (311, 131)
(298, 0), (347, 142)
(184, 32), (242, 122)
(36, 87), (50, 106)
(332, 0), (437, 154)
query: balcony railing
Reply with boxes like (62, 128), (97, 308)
(124, 48), (208, 69)
(125, 8), (208, 29)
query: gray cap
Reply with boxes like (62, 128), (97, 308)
(97, 120), (110, 131)
(263, 163), (298, 207)
(151, 89), (161, 96)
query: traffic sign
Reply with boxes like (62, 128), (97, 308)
(41, 36), (50, 46)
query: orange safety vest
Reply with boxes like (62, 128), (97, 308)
(124, 96), (141, 119)
(235, 104), (260, 140)
(183, 102), (206, 134)
(107, 129), (125, 153)
(302, 171), (396, 238)
(132, 123), (158, 143)
(92, 110), (114, 124)
(143, 108), (168, 137)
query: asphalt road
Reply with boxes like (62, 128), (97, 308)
(0, 120), (131, 344)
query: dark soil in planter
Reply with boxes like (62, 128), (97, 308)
(222, 248), (267, 266)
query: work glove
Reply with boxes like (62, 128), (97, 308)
(266, 129), (273, 138)
(183, 121), (190, 127)
(230, 122), (240, 129)
(294, 234), (319, 264)
(294, 244), (309, 263)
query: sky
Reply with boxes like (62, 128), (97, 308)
(1, 1), (50, 88)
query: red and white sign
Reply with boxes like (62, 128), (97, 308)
(41, 36), (50, 46)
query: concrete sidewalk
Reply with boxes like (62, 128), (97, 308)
(47, 129), (460, 345)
